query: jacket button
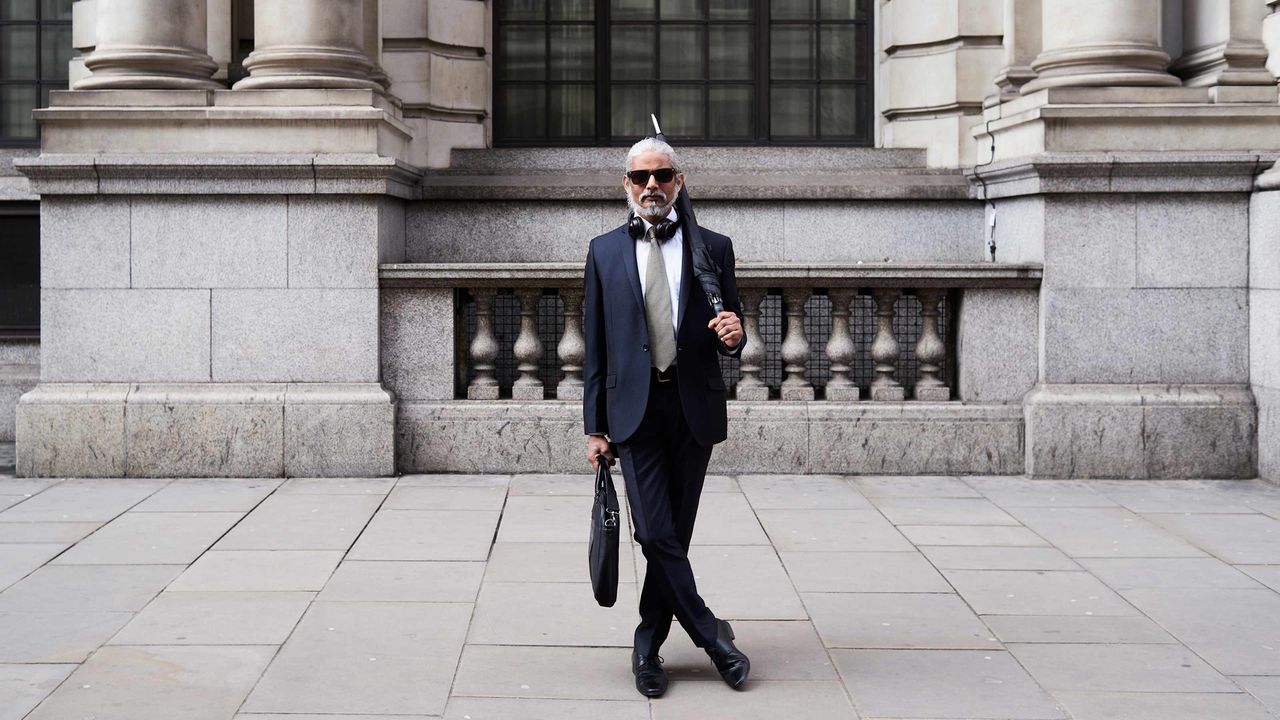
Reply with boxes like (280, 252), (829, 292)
(677, 346), (683, 352)
(642, 344), (649, 351)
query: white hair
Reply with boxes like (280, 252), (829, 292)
(624, 137), (680, 172)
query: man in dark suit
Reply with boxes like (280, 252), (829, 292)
(582, 137), (751, 698)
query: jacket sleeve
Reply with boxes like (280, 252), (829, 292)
(582, 240), (609, 436)
(716, 237), (746, 359)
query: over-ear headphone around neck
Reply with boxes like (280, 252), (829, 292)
(627, 211), (679, 241)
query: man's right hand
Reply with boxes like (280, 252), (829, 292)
(587, 435), (615, 470)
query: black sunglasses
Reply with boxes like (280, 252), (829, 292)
(626, 168), (677, 185)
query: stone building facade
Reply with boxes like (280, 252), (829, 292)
(0, 0), (1277, 481)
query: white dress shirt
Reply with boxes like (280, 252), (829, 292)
(635, 209), (683, 334)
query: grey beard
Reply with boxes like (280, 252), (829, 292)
(627, 192), (675, 224)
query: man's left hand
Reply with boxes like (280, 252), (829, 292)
(708, 311), (743, 348)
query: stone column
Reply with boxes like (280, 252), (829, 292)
(364, 0), (390, 89)
(1265, 0), (1280, 80)
(1024, 0), (1180, 91)
(989, 0), (1042, 104)
(234, 0), (380, 90)
(1173, 0), (1275, 102)
(75, 0), (220, 89)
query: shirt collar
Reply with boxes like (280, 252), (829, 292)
(637, 208), (680, 233)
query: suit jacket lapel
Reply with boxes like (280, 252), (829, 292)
(618, 226), (645, 314)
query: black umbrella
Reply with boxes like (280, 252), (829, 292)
(650, 114), (725, 315)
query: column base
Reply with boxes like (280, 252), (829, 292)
(1024, 44), (1180, 92)
(1024, 384), (1256, 479)
(76, 47), (220, 90)
(15, 382), (394, 478)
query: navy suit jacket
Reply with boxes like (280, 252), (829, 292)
(582, 221), (745, 446)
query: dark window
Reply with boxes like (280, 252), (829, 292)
(1, 0), (73, 145)
(0, 206), (39, 338)
(494, 0), (872, 145)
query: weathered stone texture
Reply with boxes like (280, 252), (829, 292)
(957, 288), (1039, 402)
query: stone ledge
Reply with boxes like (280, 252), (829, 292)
(14, 382), (394, 478)
(395, 400), (1025, 475)
(1024, 383), (1257, 479)
(15, 154), (423, 198)
(969, 151), (1280, 199)
(379, 262), (1044, 289)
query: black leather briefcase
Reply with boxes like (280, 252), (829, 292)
(589, 459), (621, 607)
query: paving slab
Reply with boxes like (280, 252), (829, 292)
(0, 522), (101, 543)
(898, 524), (1049, 547)
(690, 492), (771, 545)
(1005, 507), (1205, 558)
(0, 496), (26, 512)
(53, 511), (243, 565)
(0, 663), (76, 720)
(1232, 675), (1280, 716)
(962, 477), (1116, 507)
(756, 509), (913, 552)
(1006, 643), (1239, 692)
(507, 474), (599, 496)
(804, 592), (1001, 650)
(243, 601), (472, 715)
(347, 509), (500, 560)
(486, 541), (637, 583)
(852, 475), (981, 498)
(216, 493), (382, 551)
(658, 619), (837, 681)
(444, 697), (650, 720)
(275, 476), (397, 495)
(1053, 691), (1275, 720)
(1143, 512), (1280, 564)
(398, 473), (512, 487)
(169, 549), (344, 592)
(451, 645), (636, 700)
(686, 545), (807, 619)
(0, 478), (62, 495)
(919, 545), (1080, 571)
(131, 478), (280, 512)
(384, 484), (509, 510)
(738, 475), (874, 510)
(652, 680), (856, 719)
(0, 564), (182, 612)
(468, 581), (637, 646)
(1238, 565), (1280, 592)
(869, 496), (1021, 526)
(497, 495), (628, 543)
(1119, 586), (1280, 675)
(0, 543), (67, 589)
(109, 590), (313, 645)
(1078, 556), (1263, 589)
(0, 610), (133, 662)
(24, 645), (276, 720)
(940, 570), (1139, 616)
(982, 615), (1176, 644)
(780, 550), (951, 593)
(0, 480), (166, 522)
(833, 648), (1065, 719)
(1094, 485), (1258, 513)
(318, 559), (485, 602)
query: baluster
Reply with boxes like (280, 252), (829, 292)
(780, 287), (814, 401)
(870, 288), (905, 401)
(735, 288), (768, 400)
(511, 288), (545, 400)
(824, 288), (859, 401)
(914, 288), (950, 401)
(467, 288), (499, 400)
(556, 287), (585, 400)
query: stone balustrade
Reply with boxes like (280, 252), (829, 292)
(380, 262), (1042, 403)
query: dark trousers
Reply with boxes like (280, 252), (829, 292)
(617, 372), (718, 655)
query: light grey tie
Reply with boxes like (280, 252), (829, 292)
(643, 227), (677, 372)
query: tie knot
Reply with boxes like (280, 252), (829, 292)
(646, 226), (660, 243)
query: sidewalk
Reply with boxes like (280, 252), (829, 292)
(2, 458), (1280, 719)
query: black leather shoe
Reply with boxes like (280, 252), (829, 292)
(705, 619), (750, 689)
(632, 651), (668, 698)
